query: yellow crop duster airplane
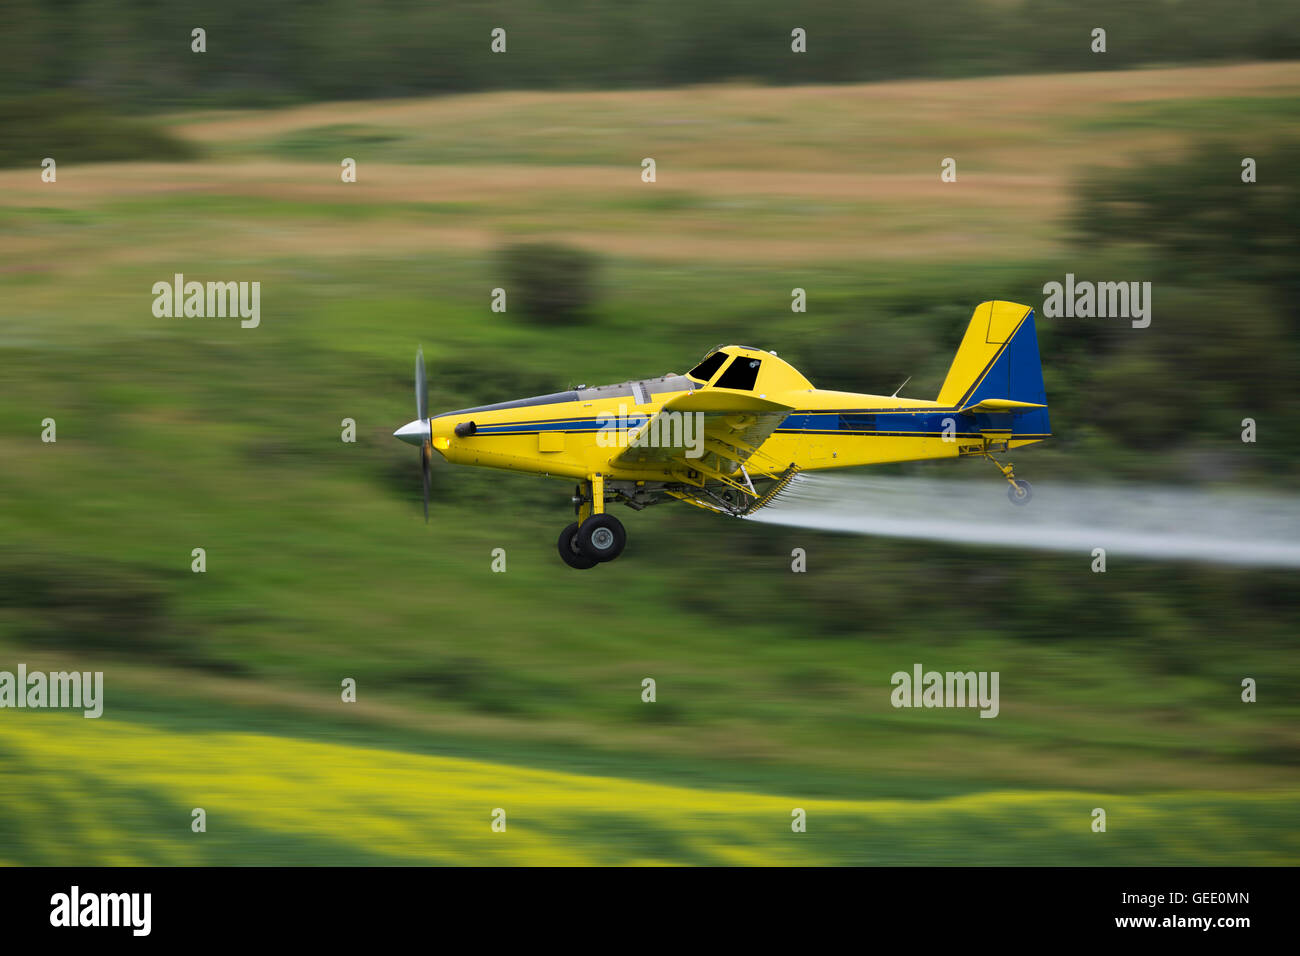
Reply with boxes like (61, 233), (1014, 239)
(396, 300), (1050, 568)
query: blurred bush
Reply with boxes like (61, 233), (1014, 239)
(500, 241), (598, 325)
(0, 552), (241, 674)
(0, 91), (198, 168)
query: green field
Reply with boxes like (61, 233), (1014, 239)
(1, 64), (1298, 864)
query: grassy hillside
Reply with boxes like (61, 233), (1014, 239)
(1, 64), (1297, 865)
(8, 64), (1299, 265)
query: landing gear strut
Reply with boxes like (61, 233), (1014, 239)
(558, 475), (628, 567)
(984, 451), (1033, 506)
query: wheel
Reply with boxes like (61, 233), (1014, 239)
(557, 522), (597, 569)
(575, 513), (626, 562)
(1007, 479), (1033, 506)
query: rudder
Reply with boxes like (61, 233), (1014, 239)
(936, 301), (1050, 438)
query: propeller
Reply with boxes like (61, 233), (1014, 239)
(415, 345), (428, 423)
(393, 347), (433, 522)
(421, 437), (431, 522)
(416, 347), (431, 522)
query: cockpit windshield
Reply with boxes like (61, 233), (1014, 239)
(686, 351), (728, 383)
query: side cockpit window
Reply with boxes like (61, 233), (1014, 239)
(715, 357), (761, 391)
(686, 351), (728, 383)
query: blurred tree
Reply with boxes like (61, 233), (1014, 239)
(1075, 140), (1300, 327)
(2, 0), (1297, 108)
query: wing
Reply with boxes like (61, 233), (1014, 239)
(612, 390), (795, 506)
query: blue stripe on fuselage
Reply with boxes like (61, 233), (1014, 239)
(472, 416), (650, 435)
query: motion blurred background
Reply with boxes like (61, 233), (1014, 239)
(0, 1), (1297, 864)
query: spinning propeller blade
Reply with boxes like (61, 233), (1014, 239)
(393, 347), (433, 522)
(415, 346), (428, 423)
(417, 347), (430, 522)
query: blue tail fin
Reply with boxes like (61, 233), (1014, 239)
(937, 301), (1050, 439)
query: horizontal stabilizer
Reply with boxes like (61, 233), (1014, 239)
(959, 398), (1047, 414)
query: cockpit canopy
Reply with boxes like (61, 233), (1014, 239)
(686, 346), (813, 393)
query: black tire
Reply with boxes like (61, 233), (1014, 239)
(575, 513), (626, 562)
(557, 522), (598, 569)
(1007, 479), (1033, 506)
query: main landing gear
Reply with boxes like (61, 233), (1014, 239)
(984, 450), (1033, 506)
(558, 475), (627, 569)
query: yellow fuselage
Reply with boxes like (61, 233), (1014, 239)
(429, 345), (1045, 484)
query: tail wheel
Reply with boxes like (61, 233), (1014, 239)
(575, 514), (626, 562)
(1007, 479), (1033, 506)
(557, 522), (597, 569)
